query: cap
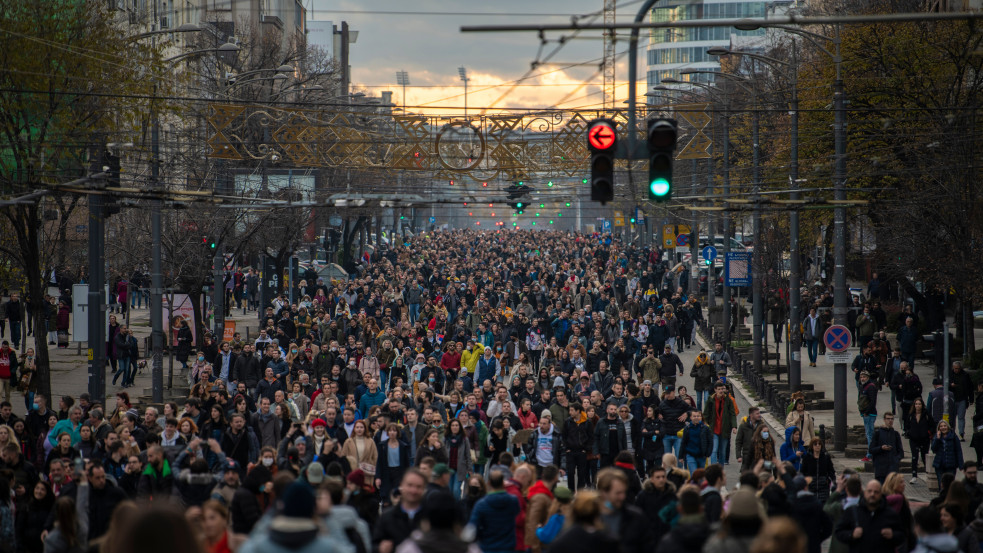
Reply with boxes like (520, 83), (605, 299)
(664, 384), (675, 393)
(211, 384), (224, 393)
(224, 458), (240, 472)
(726, 490), (763, 519)
(553, 486), (573, 502)
(541, 409), (552, 420)
(792, 474), (808, 492)
(277, 481), (317, 522)
(642, 380), (652, 386)
(310, 418), (327, 428)
(432, 463), (453, 477)
(305, 462), (325, 484)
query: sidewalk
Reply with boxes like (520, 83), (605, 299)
(17, 301), (266, 407)
(745, 323), (983, 502)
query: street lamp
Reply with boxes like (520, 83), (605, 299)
(734, 19), (849, 451)
(709, 44), (803, 392)
(163, 41), (239, 63)
(682, 68), (763, 371)
(458, 66), (470, 120)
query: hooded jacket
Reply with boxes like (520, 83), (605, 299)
(780, 426), (805, 471)
(563, 410), (593, 452)
(524, 481), (555, 552)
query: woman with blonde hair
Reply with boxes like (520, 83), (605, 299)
(883, 472), (916, 552)
(0, 424), (19, 451)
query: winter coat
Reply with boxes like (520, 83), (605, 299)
(635, 480), (677, 542)
(734, 417), (760, 471)
(790, 491), (834, 553)
(932, 431), (963, 471)
(659, 397), (690, 434)
(681, 421), (712, 459)
(780, 426), (805, 471)
(470, 491), (521, 553)
(525, 481), (554, 553)
(702, 393), (737, 436)
(562, 412), (593, 453)
(868, 426), (903, 481)
(785, 409), (816, 441)
(137, 459), (174, 501)
(657, 516), (709, 553)
(592, 416), (627, 456)
(690, 359), (714, 392)
(801, 451), (836, 501)
(833, 499), (904, 553)
(548, 525), (619, 553)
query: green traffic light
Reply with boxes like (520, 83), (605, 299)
(532, 221), (536, 225)
(582, 178), (588, 184)
(539, 203), (544, 208)
(565, 202), (571, 207)
(650, 178), (670, 197)
(517, 202), (523, 208)
(630, 218), (636, 224)
(535, 213), (540, 217)
(547, 181), (553, 187)
(549, 220), (554, 224)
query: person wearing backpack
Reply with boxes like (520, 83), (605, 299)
(858, 371), (879, 462)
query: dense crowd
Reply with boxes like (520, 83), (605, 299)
(0, 229), (980, 553)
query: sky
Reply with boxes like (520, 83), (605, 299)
(307, 0), (643, 114)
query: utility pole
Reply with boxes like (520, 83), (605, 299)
(87, 145), (107, 406)
(751, 84), (763, 373)
(831, 27), (848, 451)
(213, 247), (225, 340)
(788, 42), (802, 392)
(150, 103), (164, 402)
(721, 99), (732, 344)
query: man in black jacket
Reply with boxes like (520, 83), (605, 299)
(658, 344), (684, 393)
(594, 403), (627, 469)
(563, 403), (593, 490)
(635, 466), (677, 543)
(833, 479), (903, 553)
(789, 475), (834, 553)
(232, 344), (261, 395)
(869, 412), (903, 483)
(373, 469), (426, 553)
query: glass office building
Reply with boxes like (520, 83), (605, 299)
(646, 0), (772, 93)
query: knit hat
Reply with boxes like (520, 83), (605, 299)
(468, 409), (482, 420)
(541, 410), (552, 420)
(270, 481), (318, 532)
(346, 469), (367, 488)
(310, 418), (327, 428)
(432, 463), (452, 477)
(553, 486), (573, 502)
(553, 376), (566, 388)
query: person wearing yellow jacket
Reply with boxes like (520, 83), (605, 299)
(461, 340), (485, 377)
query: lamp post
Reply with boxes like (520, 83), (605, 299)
(124, 26), (219, 403)
(682, 69), (759, 371)
(653, 81), (726, 333)
(735, 19), (847, 449)
(458, 66), (470, 120)
(708, 45), (801, 391)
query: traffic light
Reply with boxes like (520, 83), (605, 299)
(647, 118), (678, 202)
(104, 150), (121, 215)
(587, 118), (617, 204)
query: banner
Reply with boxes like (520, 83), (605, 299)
(163, 294), (196, 347)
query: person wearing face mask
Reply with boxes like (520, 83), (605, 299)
(750, 424), (778, 468)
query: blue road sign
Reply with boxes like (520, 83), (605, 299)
(602, 220), (612, 232)
(702, 245), (718, 262)
(429, 216), (436, 225)
(823, 325), (852, 353)
(724, 251), (751, 287)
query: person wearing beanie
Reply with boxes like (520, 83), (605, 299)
(788, 474), (834, 553)
(470, 470), (521, 553)
(238, 481), (352, 553)
(524, 411), (562, 473)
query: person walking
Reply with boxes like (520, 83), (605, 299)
(932, 420), (964, 488)
(802, 308), (821, 367)
(907, 397), (934, 483)
(833, 479), (904, 553)
(469, 470), (520, 553)
(702, 380), (737, 465)
(869, 412), (904, 483)
(858, 371), (878, 462)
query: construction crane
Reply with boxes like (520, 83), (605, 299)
(602, 0), (616, 111)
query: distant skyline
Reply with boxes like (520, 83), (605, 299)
(308, 0), (641, 114)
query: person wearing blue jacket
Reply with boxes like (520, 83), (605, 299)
(680, 410), (713, 472)
(780, 426), (805, 471)
(469, 469), (521, 553)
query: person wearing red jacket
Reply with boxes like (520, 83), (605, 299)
(0, 341), (17, 403)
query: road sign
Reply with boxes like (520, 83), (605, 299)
(825, 352), (853, 363)
(823, 325), (852, 353)
(588, 121), (617, 150)
(613, 211), (624, 227)
(702, 245), (718, 262)
(429, 216), (436, 225)
(662, 224), (675, 248)
(724, 251), (751, 287)
(675, 233), (689, 247)
(602, 219), (612, 232)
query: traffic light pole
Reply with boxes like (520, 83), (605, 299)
(87, 146), (107, 406)
(721, 103), (731, 345)
(150, 104), (164, 403)
(788, 43), (802, 393)
(752, 88), (763, 375)
(213, 248), (225, 341)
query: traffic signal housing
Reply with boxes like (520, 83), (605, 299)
(647, 118), (678, 202)
(587, 118), (617, 204)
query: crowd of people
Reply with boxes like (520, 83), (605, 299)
(0, 229), (979, 553)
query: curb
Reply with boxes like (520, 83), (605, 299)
(693, 332), (786, 434)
